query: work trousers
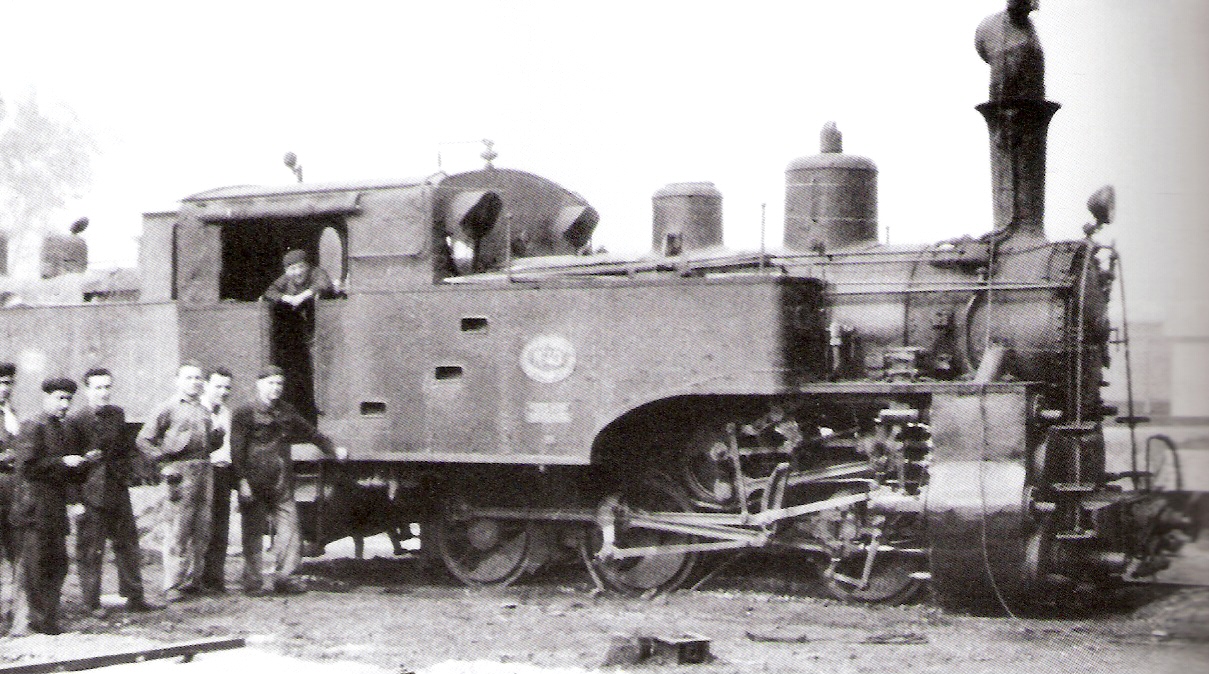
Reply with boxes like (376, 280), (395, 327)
(160, 459), (212, 593)
(241, 487), (300, 591)
(201, 465), (234, 590)
(0, 474), (29, 633)
(75, 488), (145, 609)
(2, 538), (29, 634)
(20, 526), (67, 631)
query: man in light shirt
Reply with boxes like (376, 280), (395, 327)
(200, 368), (234, 595)
(136, 362), (213, 603)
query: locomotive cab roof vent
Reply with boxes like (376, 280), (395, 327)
(444, 190), (503, 241)
(554, 204), (599, 252)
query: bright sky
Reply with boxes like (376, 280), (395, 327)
(2, 0), (1206, 323)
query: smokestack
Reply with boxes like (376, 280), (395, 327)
(974, 0), (1060, 240)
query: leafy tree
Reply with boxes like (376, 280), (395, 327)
(0, 91), (95, 276)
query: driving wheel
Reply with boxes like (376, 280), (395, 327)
(582, 474), (700, 595)
(434, 494), (535, 587)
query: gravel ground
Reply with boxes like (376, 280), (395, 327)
(2, 545), (1207, 674)
(3, 423), (1204, 673)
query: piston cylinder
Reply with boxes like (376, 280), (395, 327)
(652, 182), (723, 255)
(784, 122), (877, 252)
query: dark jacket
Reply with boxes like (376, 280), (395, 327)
(231, 399), (335, 496)
(1, 415), (19, 534)
(13, 412), (88, 532)
(68, 405), (135, 509)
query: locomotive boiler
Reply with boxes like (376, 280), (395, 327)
(0, 2), (1194, 611)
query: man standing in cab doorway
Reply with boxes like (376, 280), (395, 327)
(70, 368), (154, 616)
(231, 366), (346, 595)
(261, 249), (337, 425)
(136, 362), (213, 603)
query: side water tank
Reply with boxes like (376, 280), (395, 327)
(784, 122), (877, 252)
(652, 182), (723, 255)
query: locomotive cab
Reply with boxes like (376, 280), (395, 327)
(169, 178), (440, 413)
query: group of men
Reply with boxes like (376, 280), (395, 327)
(0, 359), (346, 636)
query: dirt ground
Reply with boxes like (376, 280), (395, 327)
(3, 538), (1208, 674)
(3, 425), (1206, 673)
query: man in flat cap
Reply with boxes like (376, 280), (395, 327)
(12, 377), (99, 634)
(231, 365), (346, 595)
(136, 361), (214, 603)
(975, 0), (1045, 101)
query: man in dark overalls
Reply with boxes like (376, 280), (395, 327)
(231, 366), (346, 595)
(13, 377), (98, 634)
(199, 367), (234, 595)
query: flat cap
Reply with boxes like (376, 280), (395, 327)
(42, 377), (77, 394)
(257, 365), (284, 380)
(282, 249), (308, 267)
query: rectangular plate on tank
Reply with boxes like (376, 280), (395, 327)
(525, 401), (572, 424)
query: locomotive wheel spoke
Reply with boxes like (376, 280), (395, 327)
(581, 474), (700, 595)
(434, 497), (534, 587)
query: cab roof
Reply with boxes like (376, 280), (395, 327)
(182, 174), (442, 203)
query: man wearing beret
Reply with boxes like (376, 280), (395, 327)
(0, 362), (30, 635)
(231, 365), (346, 595)
(12, 377), (99, 634)
(136, 362), (213, 603)
(70, 368), (152, 616)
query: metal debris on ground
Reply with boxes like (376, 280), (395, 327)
(744, 627), (815, 644)
(860, 632), (928, 645)
(601, 633), (710, 666)
(0, 637), (245, 673)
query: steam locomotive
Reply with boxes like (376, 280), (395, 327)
(0, 5), (1194, 610)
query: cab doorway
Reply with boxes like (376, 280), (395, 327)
(220, 217), (346, 423)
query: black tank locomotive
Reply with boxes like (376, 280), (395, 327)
(0, 4), (1193, 611)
